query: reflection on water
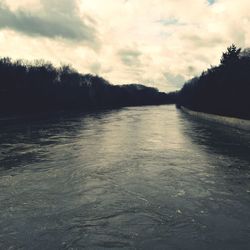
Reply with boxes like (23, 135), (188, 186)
(0, 106), (250, 250)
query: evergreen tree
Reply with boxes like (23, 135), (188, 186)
(220, 44), (241, 66)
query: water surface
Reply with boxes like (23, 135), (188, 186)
(1, 106), (250, 249)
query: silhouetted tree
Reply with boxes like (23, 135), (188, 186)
(177, 44), (250, 119)
(0, 57), (174, 114)
(220, 44), (241, 66)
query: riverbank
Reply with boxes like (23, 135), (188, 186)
(177, 45), (250, 120)
(180, 106), (250, 131)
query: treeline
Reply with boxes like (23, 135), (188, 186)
(0, 57), (175, 114)
(177, 44), (250, 119)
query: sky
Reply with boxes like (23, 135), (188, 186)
(0, 0), (249, 92)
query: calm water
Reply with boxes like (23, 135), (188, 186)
(1, 106), (250, 250)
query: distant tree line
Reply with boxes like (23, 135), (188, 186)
(0, 57), (175, 114)
(177, 44), (250, 119)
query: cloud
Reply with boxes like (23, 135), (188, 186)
(89, 62), (102, 75)
(181, 34), (225, 48)
(117, 49), (142, 66)
(1, 0), (250, 92)
(0, 0), (99, 46)
(157, 18), (186, 26)
(207, 0), (216, 5)
(164, 72), (186, 88)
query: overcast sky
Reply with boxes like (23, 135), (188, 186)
(0, 0), (249, 91)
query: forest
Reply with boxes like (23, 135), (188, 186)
(3, 45), (248, 118)
(0, 57), (175, 114)
(177, 44), (250, 119)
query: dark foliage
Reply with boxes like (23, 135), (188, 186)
(0, 57), (174, 114)
(177, 44), (250, 119)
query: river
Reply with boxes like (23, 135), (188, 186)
(0, 105), (250, 250)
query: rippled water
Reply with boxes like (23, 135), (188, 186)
(1, 106), (250, 250)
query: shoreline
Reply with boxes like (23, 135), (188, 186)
(180, 106), (250, 131)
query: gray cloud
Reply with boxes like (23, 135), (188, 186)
(41, 0), (77, 13)
(182, 34), (224, 48)
(207, 0), (216, 5)
(157, 18), (186, 26)
(0, 0), (99, 46)
(164, 72), (186, 88)
(89, 62), (102, 75)
(118, 49), (142, 66)
(187, 66), (195, 73)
